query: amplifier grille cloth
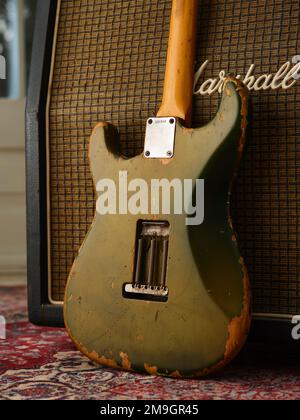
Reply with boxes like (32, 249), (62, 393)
(49, 0), (300, 315)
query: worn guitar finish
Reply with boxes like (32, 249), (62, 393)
(64, 0), (251, 378)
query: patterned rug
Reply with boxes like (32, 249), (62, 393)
(0, 287), (300, 400)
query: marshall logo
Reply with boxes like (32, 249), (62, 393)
(194, 56), (300, 96)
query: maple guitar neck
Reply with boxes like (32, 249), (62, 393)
(157, 0), (199, 126)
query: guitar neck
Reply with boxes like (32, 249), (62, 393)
(157, 0), (199, 126)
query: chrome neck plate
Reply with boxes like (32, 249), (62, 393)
(143, 117), (176, 159)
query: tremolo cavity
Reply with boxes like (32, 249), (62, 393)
(124, 221), (170, 302)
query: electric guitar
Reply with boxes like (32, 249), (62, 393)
(64, 0), (251, 378)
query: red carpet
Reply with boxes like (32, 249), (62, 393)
(0, 286), (300, 400)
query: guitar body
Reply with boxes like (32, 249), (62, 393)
(64, 79), (251, 378)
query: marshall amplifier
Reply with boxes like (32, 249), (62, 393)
(26, 0), (300, 341)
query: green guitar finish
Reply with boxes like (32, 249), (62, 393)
(64, 79), (251, 378)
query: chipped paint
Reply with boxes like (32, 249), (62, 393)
(229, 78), (249, 158)
(170, 370), (182, 379)
(144, 364), (159, 376)
(97, 355), (119, 370)
(226, 88), (232, 97)
(64, 309), (134, 374)
(160, 158), (174, 166)
(82, 345), (119, 370)
(194, 258), (251, 379)
(120, 352), (132, 370)
(224, 260), (251, 360)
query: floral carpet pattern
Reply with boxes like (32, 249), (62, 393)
(0, 287), (300, 400)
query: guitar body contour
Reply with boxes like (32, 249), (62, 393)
(64, 78), (251, 378)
